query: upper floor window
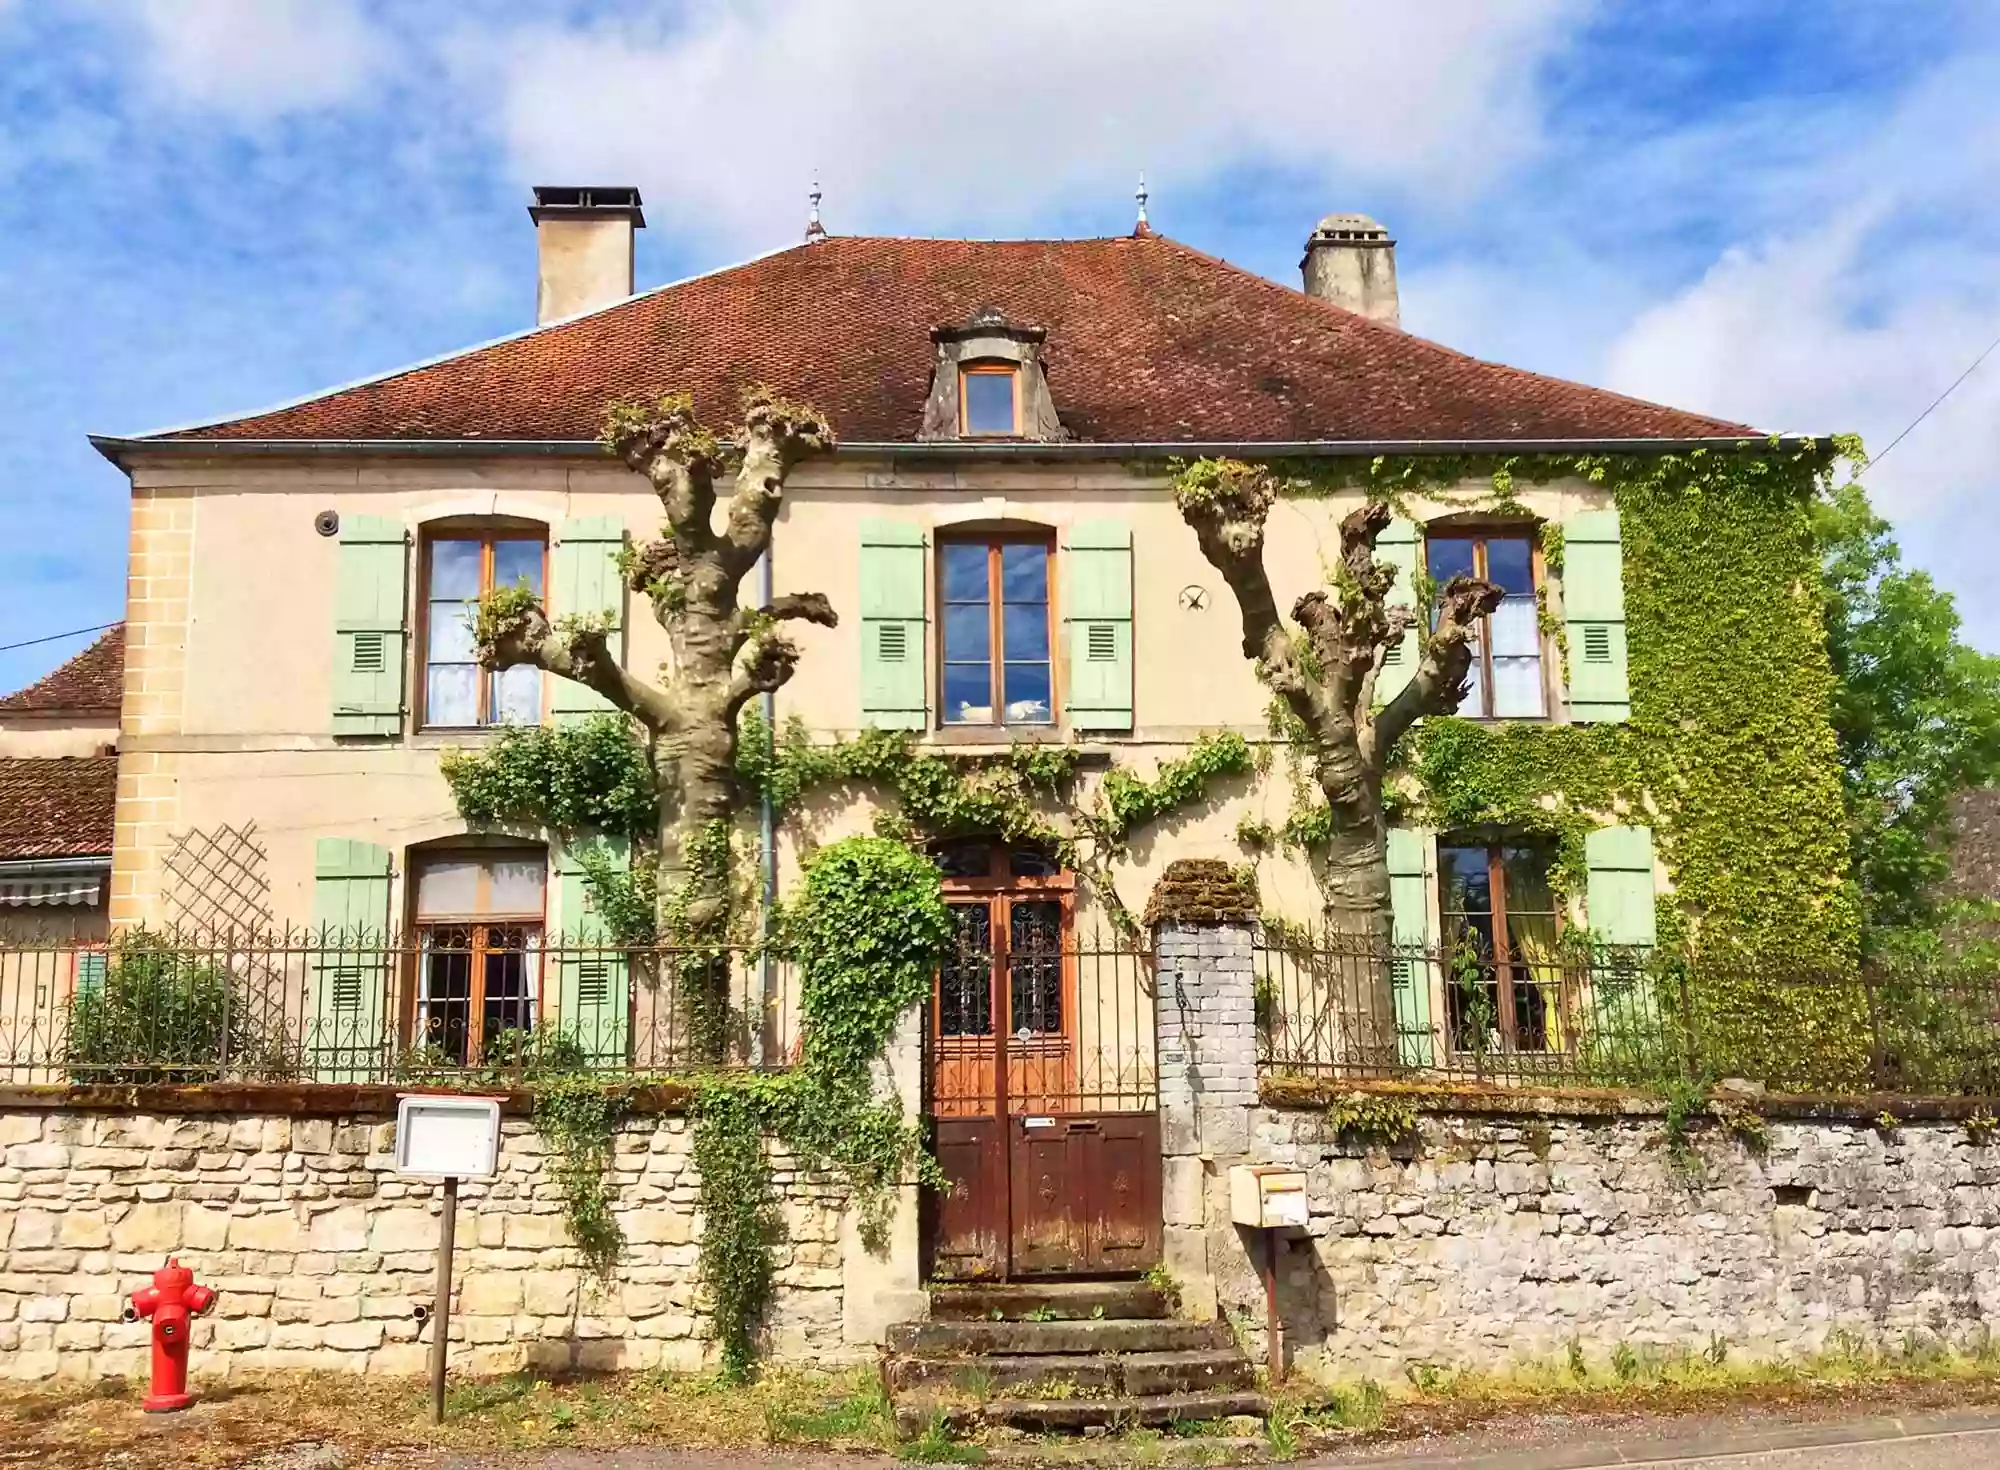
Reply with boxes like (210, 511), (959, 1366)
(423, 531), (545, 728)
(1427, 530), (1543, 718)
(960, 365), (1020, 436)
(940, 536), (1053, 727)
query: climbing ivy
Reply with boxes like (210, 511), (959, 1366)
(441, 714), (657, 838)
(1171, 441), (1865, 1088)
(691, 836), (954, 1379)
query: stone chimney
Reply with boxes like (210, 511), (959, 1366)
(528, 186), (645, 325)
(1300, 213), (1399, 328)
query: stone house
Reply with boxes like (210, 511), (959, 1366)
(71, 189), (1851, 1290)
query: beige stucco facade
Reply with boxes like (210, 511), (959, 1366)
(108, 450), (1614, 964)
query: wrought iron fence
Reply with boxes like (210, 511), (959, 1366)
(1255, 926), (2000, 1096)
(0, 926), (799, 1085)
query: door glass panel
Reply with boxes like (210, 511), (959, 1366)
(944, 602), (991, 660)
(1501, 847), (1559, 1051)
(1008, 900), (1063, 1035)
(1438, 846), (1499, 1052)
(939, 903), (994, 1037)
(930, 841), (993, 880)
(487, 857), (548, 914)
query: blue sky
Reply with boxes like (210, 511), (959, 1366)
(3, 0), (1998, 691)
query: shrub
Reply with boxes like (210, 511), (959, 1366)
(64, 931), (247, 1084)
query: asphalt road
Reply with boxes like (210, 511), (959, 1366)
(1306, 1409), (2000, 1470)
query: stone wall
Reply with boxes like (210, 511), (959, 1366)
(0, 1106), (856, 1383)
(1236, 1107), (2000, 1382)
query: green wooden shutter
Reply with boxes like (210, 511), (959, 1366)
(859, 520), (928, 729)
(1062, 520), (1134, 732)
(332, 517), (408, 737)
(75, 949), (108, 997)
(309, 838), (392, 1081)
(1386, 826), (1435, 1065)
(1585, 824), (1657, 947)
(551, 516), (627, 723)
(1375, 517), (1422, 706)
(1563, 509), (1629, 723)
(554, 835), (631, 1066)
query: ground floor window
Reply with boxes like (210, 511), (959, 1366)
(410, 850), (545, 1063)
(1439, 840), (1561, 1052)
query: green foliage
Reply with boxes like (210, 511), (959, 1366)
(1097, 732), (1253, 841)
(533, 1069), (632, 1279)
(788, 838), (955, 1082)
(64, 930), (263, 1084)
(691, 837), (955, 1381)
(578, 847), (659, 947)
(1325, 1091), (1420, 1145)
(471, 580), (541, 653)
(441, 715), (657, 837)
(1966, 1109), (1997, 1146)
(1813, 479), (2000, 936)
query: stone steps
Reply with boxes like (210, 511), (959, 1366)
(927, 1279), (1170, 1322)
(884, 1281), (1266, 1438)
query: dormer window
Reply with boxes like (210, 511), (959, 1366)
(921, 309), (1069, 443)
(960, 365), (1020, 436)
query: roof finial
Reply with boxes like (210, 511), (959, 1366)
(1133, 172), (1151, 237)
(805, 175), (826, 243)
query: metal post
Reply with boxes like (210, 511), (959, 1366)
(1263, 1229), (1286, 1385)
(429, 1176), (459, 1425)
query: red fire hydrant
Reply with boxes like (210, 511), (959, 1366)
(124, 1258), (217, 1412)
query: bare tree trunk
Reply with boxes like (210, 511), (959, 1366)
(1173, 461), (1500, 1064)
(477, 388), (837, 1062)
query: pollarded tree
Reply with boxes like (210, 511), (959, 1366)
(1173, 460), (1500, 1039)
(472, 387), (836, 1057)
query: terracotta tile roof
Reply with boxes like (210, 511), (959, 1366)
(155, 235), (1755, 446)
(0, 625), (124, 715)
(0, 757), (117, 859)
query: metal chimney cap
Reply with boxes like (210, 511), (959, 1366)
(529, 186), (646, 227)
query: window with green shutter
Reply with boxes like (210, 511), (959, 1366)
(1374, 517), (1422, 706)
(332, 517), (409, 737)
(1386, 826), (1436, 1064)
(551, 516), (627, 723)
(1062, 520), (1133, 732)
(859, 520), (928, 729)
(1584, 824), (1656, 947)
(420, 529), (546, 728)
(1563, 508), (1630, 723)
(309, 837), (393, 1081)
(554, 836), (630, 1066)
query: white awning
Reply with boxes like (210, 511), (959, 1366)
(0, 875), (104, 907)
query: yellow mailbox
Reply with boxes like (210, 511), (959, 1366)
(1229, 1164), (1309, 1229)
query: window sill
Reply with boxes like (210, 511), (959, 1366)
(933, 723), (1062, 745)
(410, 727), (510, 749)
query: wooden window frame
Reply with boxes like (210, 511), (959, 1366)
(959, 364), (1022, 437)
(935, 532), (1059, 730)
(1439, 840), (1565, 1055)
(1426, 526), (1548, 720)
(402, 849), (548, 1060)
(416, 528), (549, 730)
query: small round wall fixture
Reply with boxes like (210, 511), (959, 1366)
(314, 509), (341, 537)
(1178, 584), (1210, 611)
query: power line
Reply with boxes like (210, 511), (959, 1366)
(0, 621), (120, 656)
(1867, 326), (2000, 474)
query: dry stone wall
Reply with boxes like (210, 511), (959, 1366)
(1243, 1108), (2000, 1382)
(0, 1108), (850, 1383)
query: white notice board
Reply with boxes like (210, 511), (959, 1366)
(394, 1095), (503, 1180)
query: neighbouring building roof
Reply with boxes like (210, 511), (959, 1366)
(142, 235), (1756, 447)
(0, 625), (125, 715)
(0, 756), (117, 861)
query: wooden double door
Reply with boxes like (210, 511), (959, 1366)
(925, 843), (1161, 1281)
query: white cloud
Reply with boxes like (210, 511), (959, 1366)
(460, 0), (1582, 249)
(126, 0), (384, 118)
